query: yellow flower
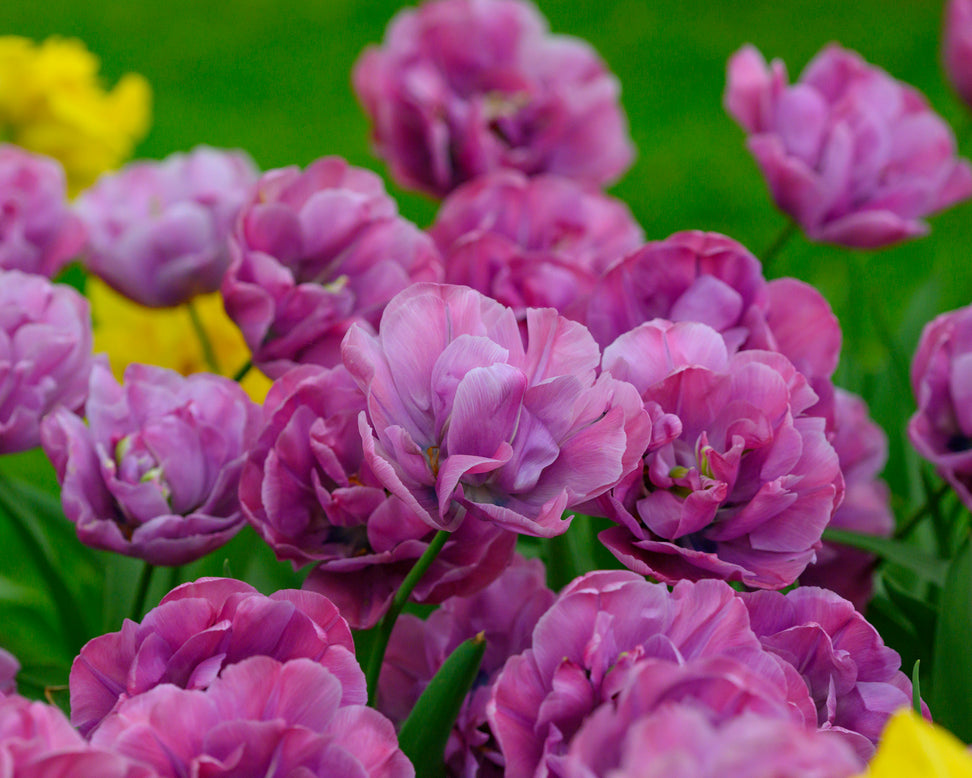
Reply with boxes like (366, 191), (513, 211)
(88, 278), (271, 403)
(0, 36), (151, 194)
(862, 710), (972, 777)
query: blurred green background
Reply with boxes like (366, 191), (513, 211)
(0, 0), (967, 696)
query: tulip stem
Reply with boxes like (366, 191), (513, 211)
(365, 529), (450, 706)
(232, 359), (252, 383)
(130, 563), (155, 622)
(186, 299), (220, 373)
(760, 221), (797, 272)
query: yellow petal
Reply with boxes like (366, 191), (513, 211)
(862, 710), (972, 778)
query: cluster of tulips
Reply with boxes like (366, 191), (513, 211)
(6, 0), (972, 776)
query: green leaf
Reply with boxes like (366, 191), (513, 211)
(822, 528), (947, 586)
(0, 480), (90, 652)
(398, 633), (487, 778)
(882, 573), (937, 640)
(931, 535), (972, 740)
(912, 660), (922, 715)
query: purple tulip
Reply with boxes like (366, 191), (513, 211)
(222, 156), (442, 378)
(565, 704), (861, 778)
(76, 146), (258, 307)
(946, 0), (972, 109)
(342, 283), (651, 538)
(91, 656), (414, 778)
(243, 364), (517, 629)
(70, 577), (364, 738)
(725, 44), (972, 248)
(352, 0), (634, 197)
(801, 389), (893, 609)
(584, 233), (842, 428)
(0, 144), (85, 277)
(585, 231), (769, 350)
(0, 693), (156, 777)
(0, 270), (95, 453)
(0, 648), (18, 695)
(378, 555), (555, 777)
(487, 572), (817, 778)
(41, 363), (261, 565)
(909, 303), (972, 508)
(598, 320), (843, 589)
(430, 171), (643, 323)
(742, 586), (924, 761)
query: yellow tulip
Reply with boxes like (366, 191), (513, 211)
(862, 710), (972, 777)
(88, 279), (270, 403)
(0, 36), (150, 194)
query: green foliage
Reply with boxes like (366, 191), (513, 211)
(932, 535), (972, 740)
(397, 634), (487, 778)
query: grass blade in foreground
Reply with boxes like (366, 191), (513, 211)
(397, 633), (487, 778)
(931, 535), (972, 740)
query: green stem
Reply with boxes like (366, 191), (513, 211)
(130, 562), (155, 622)
(922, 469), (952, 558)
(232, 359), (252, 383)
(166, 565), (183, 594)
(366, 529), (450, 705)
(760, 221), (797, 272)
(187, 299), (220, 373)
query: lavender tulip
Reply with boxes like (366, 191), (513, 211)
(598, 319), (843, 589)
(41, 363), (261, 565)
(353, 0), (634, 197)
(222, 156), (442, 378)
(909, 303), (972, 508)
(585, 231), (769, 350)
(342, 283), (651, 538)
(742, 586), (924, 761)
(0, 144), (85, 277)
(946, 0), (972, 109)
(243, 364), (516, 629)
(726, 44), (972, 248)
(430, 171), (642, 323)
(77, 146), (258, 307)
(70, 577), (364, 738)
(565, 704), (860, 778)
(0, 693), (156, 777)
(801, 389), (893, 609)
(378, 555), (555, 777)
(584, 233), (841, 428)
(488, 572), (817, 778)
(0, 270), (95, 453)
(91, 657), (414, 778)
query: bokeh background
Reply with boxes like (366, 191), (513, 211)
(0, 0), (965, 694)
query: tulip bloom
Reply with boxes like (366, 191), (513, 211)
(0, 144), (85, 278)
(242, 364), (516, 629)
(488, 572), (817, 778)
(945, 0), (972, 109)
(70, 577), (363, 737)
(41, 363), (261, 565)
(726, 44), (972, 248)
(430, 171), (642, 323)
(598, 320), (843, 589)
(353, 0), (634, 197)
(342, 283), (650, 538)
(91, 657), (414, 778)
(0, 270), (95, 454)
(223, 156), (442, 378)
(909, 303), (972, 509)
(77, 146), (258, 307)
